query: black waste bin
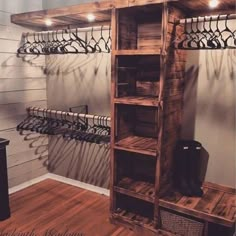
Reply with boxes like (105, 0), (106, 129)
(0, 138), (10, 221)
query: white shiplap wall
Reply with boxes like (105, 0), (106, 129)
(0, 1), (48, 188)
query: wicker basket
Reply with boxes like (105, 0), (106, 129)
(160, 209), (204, 236)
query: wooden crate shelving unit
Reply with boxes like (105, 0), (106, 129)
(110, 2), (186, 234)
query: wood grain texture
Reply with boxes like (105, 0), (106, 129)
(11, 1), (114, 29)
(114, 49), (161, 55)
(114, 96), (159, 107)
(115, 135), (158, 157)
(115, 177), (155, 203)
(110, 7), (118, 214)
(128, 0), (177, 7)
(160, 183), (236, 227)
(0, 179), (138, 236)
(171, 0), (236, 15)
(10, 0), (236, 30)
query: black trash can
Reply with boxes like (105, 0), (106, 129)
(0, 138), (10, 221)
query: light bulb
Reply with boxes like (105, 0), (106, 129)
(87, 13), (96, 22)
(45, 18), (53, 26)
(209, 0), (219, 8)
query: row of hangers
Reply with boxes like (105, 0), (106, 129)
(17, 26), (112, 55)
(17, 107), (111, 144)
(174, 14), (236, 50)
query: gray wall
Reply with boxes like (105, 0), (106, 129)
(0, 0), (48, 187)
(182, 21), (236, 188)
(46, 31), (111, 188)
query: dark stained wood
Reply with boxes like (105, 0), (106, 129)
(110, 214), (174, 235)
(128, 0), (178, 7)
(114, 0), (129, 8)
(194, 188), (225, 214)
(158, 4), (186, 201)
(11, 1), (114, 29)
(212, 193), (236, 222)
(203, 182), (236, 195)
(138, 23), (162, 50)
(136, 81), (160, 97)
(112, 209), (155, 231)
(115, 177), (155, 203)
(115, 135), (158, 157)
(10, 0), (236, 29)
(116, 56), (160, 98)
(114, 96), (159, 107)
(176, 188), (208, 209)
(0, 179), (137, 236)
(118, 10), (137, 50)
(171, 0), (236, 16)
(160, 183), (236, 228)
(110, 7), (118, 214)
(114, 49), (161, 55)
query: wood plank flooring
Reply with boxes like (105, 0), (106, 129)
(0, 179), (136, 236)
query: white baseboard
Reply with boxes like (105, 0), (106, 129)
(9, 174), (50, 194)
(9, 173), (110, 197)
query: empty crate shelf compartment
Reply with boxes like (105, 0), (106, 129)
(115, 105), (159, 156)
(115, 55), (160, 105)
(118, 5), (163, 50)
(115, 150), (156, 203)
(113, 194), (155, 229)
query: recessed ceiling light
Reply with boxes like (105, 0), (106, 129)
(45, 18), (53, 26)
(209, 0), (219, 8)
(87, 13), (96, 22)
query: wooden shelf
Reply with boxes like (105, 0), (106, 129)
(114, 49), (161, 56)
(112, 208), (155, 230)
(114, 177), (155, 203)
(11, 1), (113, 29)
(10, 0), (235, 29)
(114, 96), (159, 107)
(115, 135), (158, 157)
(159, 182), (236, 228)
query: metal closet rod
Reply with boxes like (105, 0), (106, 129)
(177, 13), (236, 24)
(22, 25), (111, 37)
(27, 107), (111, 121)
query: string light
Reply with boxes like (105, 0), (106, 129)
(209, 0), (219, 8)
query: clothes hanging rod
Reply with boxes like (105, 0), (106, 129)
(22, 25), (111, 37)
(177, 13), (236, 24)
(27, 107), (111, 121)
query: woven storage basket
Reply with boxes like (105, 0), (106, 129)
(160, 209), (204, 236)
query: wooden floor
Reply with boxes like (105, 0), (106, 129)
(0, 179), (136, 236)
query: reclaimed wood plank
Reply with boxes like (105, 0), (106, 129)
(160, 183), (236, 227)
(110, 7), (118, 214)
(194, 188), (225, 214)
(115, 135), (158, 157)
(212, 193), (236, 222)
(115, 177), (155, 203)
(114, 49), (161, 55)
(203, 182), (236, 195)
(128, 0), (177, 7)
(112, 209), (155, 232)
(114, 96), (159, 107)
(176, 188), (208, 209)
